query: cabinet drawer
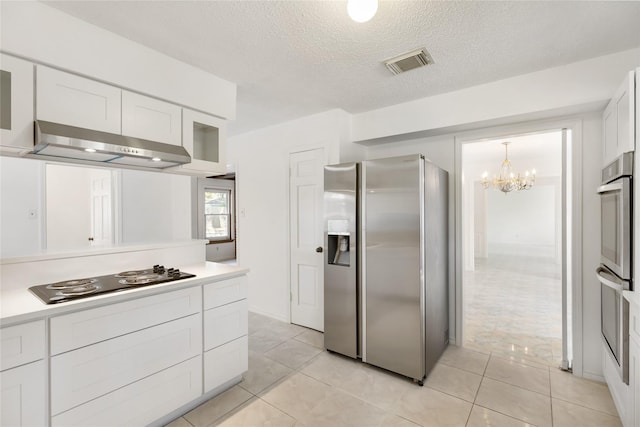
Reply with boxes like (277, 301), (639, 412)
(122, 90), (182, 146)
(204, 299), (248, 351)
(204, 336), (248, 392)
(631, 299), (640, 344)
(36, 65), (121, 134)
(52, 356), (201, 427)
(1, 360), (46, 427)
(0, 320), (45, 371)
(204, 275), (247, 309)
(51, 313), (201, 415)
(51, 286), (201, 355)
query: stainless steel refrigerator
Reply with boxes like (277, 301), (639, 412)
(323, 154), (449, 384)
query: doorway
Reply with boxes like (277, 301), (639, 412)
(45, 163), (115, 251)
(461, 130), (572, 368)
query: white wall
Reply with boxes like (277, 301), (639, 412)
(120, 169), (191, 244)
(0, 1), (236, 119)
(486, 183), (557, 256)
(0, 157), (42, 257)
(227, 109), (346, 321)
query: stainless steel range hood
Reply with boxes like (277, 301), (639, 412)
(33, 120), (191, 169)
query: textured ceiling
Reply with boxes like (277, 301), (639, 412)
(43, 1), (640, 136)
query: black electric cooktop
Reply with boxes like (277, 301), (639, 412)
(29, 265), (196, 304)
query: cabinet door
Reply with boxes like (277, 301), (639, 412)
(0, 54), (34, 153)
(204, 275), (248, 310)
(180, 108), (227, 175)
(122, 90), (181, 146)
(204, 299), (248, 351)
(51, 286), (201, 355)
(0, 320), (45, 371)
(603, 70), (636, 165)
(52, 356), (202, 427)
(36, 65), (121, 134)
(603, 99), (617, 166)
(0, 360), (46, 427)
(204, 336), (248, 392)
(51, 313), (202, 415)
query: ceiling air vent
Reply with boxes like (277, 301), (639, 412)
(384, 48), (433, 75)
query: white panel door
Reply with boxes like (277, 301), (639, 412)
(121, 90), (182, 146)
(36, 65), (121, 134)
(89, 169), (113, 247)
(289, 148), (325, 331)
(0, 361), (46, 427)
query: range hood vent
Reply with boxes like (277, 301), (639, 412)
(33, 121), (191, 169)
(384, 48), (434, 75)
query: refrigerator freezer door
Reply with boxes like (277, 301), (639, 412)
(324, 162), (359, 358)
(363, 155), (425, 380)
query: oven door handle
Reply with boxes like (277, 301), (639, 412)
(596, 266), (630, 292)
(597, 182), (623, 194)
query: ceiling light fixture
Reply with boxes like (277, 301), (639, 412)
(151, 157), (162, 162)
(84, 148), (96, 153)
(347, 0), (378, 23)
(481, 142), (536, 194)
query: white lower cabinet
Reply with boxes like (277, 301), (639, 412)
(0, 320), (46, 427)
(52, 356), (202, 427)
(0, 360), (46, 427)
(203, 276), (248, 393)
(51, 313), (202, 415)
(4, 273), (248, 426)
(204, 336), (248, 392)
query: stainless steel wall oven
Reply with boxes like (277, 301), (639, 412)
(596, 152), (633, 384)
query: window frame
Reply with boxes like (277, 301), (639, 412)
(196, 177), (235, 244)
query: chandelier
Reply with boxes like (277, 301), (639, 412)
(480, 142), (536, 194)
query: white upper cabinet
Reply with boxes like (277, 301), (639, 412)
(122, 90), (181, 146)
(0, 54), (34, 153)
(178, 108), (227, 176)
(36, 65), (121, 134)
(603, 70), (635, 166)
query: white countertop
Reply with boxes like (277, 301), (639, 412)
(0, 262), (248, 327)
(623, 290), (640, 308)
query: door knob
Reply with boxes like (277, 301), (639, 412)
(316, 246), (323, 253)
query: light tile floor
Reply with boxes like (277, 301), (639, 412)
(166, 312), (621, 427)
(464, 253), (564, 367)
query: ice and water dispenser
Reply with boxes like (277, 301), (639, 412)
(327, 220), (351, 266)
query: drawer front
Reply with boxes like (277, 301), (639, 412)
(204, 299), (248, 351)
(36, 65), (121, 134)
(631, 300), (640, 344)
(0, 360), (46, 427)
(51, 286), (201, 355)
(52, 356), (201, 427)
(0, 320), (45, 371)
(203, 275), (247, 310)
(51, 313), (201, 415)
(122, 90), (182, 146)
(204, 336), (248, 392)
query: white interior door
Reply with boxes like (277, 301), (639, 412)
(89, 170), (113, 247)
(289, 148), (325, 331)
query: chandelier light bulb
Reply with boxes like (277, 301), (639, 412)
(347, 0), (378, 23)
(480, 141), (536, 194)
